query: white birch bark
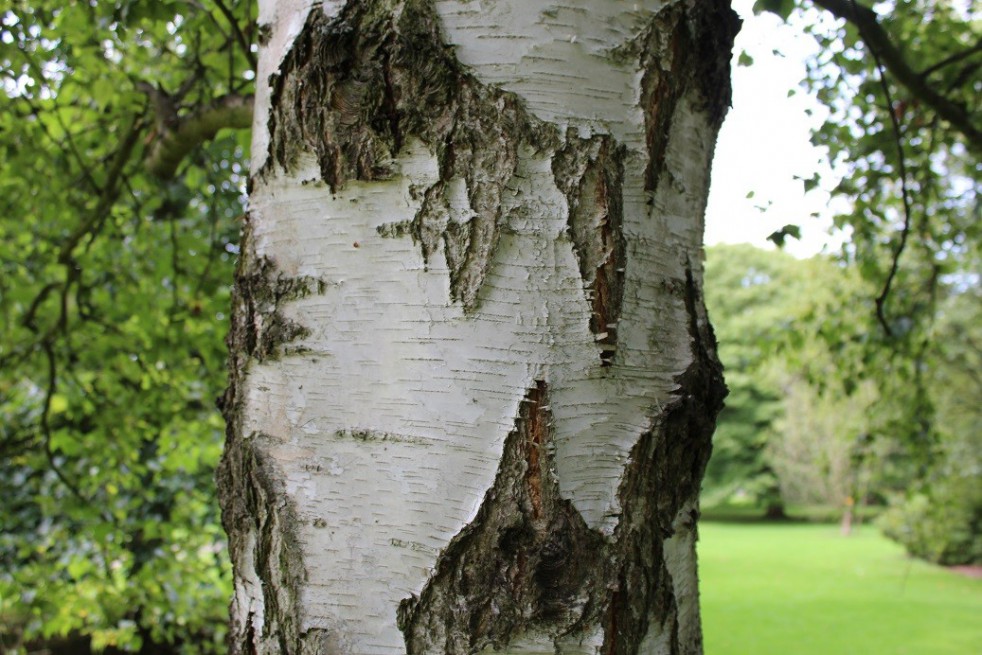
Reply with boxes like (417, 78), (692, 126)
(218, 1), (736, 654)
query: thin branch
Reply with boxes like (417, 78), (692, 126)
(21, 281), (61, 332)
(193, 191), (223, 299)
(38, 342), (97, 513)
(919, 38), (982, 79)
(842, 0), (914, 337)
(58, 114), (145, 265)
(211, 0), (257, 70)
(169, 209), (182, 313)
(812, 0), (982, 151)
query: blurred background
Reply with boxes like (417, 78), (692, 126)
(1, 1), (978, 654)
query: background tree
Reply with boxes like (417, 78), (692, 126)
(701, 244), (796, 517)
(702, 244), (882, 525)
(0, 1), (255, 651)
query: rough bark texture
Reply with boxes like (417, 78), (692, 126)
(396, 380), (608, 653)
(552, 135), (627, 367)
(264, 0), (556, 310)
(219, 1), (736, 654)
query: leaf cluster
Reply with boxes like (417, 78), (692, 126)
(1, 1), (256, 651)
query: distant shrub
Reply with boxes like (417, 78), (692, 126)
(878, 470), (982, 566)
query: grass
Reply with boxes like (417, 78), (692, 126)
(698, 522), (982, 655)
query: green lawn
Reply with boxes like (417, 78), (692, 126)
(698, 522), (982, 655)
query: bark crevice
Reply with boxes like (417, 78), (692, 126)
(222, 219), (326, 364)
(552, 132), (628, 367)
(640, 1), (739, 196)
(265, 0), (558, 311)
(397, 381), (607, 654)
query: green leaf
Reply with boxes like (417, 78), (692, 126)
(753, 0), (795, 21)
(67, 556), (91, 580)
(49, 393), (69, 415)
(766, 224), (802, 248)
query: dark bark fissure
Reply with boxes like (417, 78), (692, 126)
(397, 381), (607, 654)
(639, 2), (739, 196)
(552, 133), (627, 367)
(265, 0), (558, 311)
(222, 220), (326, 365)
(217, 433), (328, 655)
(217, 219), (331, 655)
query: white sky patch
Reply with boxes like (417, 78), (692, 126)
(705, 0), (849, 258)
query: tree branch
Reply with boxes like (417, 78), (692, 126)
(58, 114), (145, 265)
(211, 0), (258, 70)
(919, 38), (982, 79)
(812, 0), (982, 151)
(839, 0), (913, 338)
(39, 340), (110, 521)
(143, 93), (254, 179)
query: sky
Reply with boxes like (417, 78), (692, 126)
(704, 0), (845, 258)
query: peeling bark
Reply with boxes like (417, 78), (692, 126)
(398, 381), (606, 654)
(220, 1), (737, 654)
(552, 134), (627, 367)
(265, 0), (557, 310)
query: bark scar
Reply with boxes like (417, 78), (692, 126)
(266, 1), (557, 312)
(552, 132), (627, 366)
(397, 380), (605, 654)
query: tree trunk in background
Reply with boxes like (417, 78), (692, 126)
(217, 1), (735, 653)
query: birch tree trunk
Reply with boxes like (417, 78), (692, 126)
(217, 1), (736, 654)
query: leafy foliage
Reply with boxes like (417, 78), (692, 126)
(745, 0), (980, 557)
(702, 244), (877, 514)
(0, 1), (256, 651)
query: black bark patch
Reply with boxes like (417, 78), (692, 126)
(689, 2), (741, 127)
(639, 1), (739, 196)
(552, 132), (627, 367)
(397, 381), (606, 654)
(602, 264), (726, 655)
(217, 433), (331, 655)
(225, 219), (325, 364)
(266, 0), (557, 311)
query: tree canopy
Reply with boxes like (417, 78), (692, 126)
(1, 1), (254, 651)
